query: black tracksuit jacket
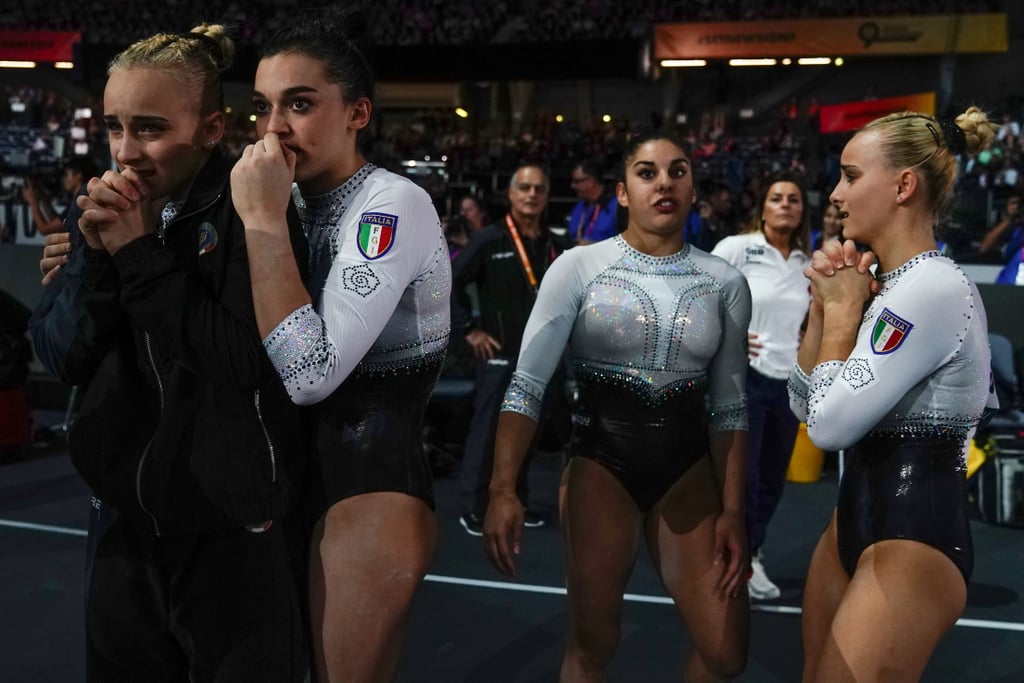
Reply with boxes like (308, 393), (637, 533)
(30, 152), (309, 536)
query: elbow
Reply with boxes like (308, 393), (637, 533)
(287, 383), (333, 407)
(290, 391), (320, 407)
(805, 421), (849, 452)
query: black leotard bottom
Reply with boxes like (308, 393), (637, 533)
(308, 360), (443, 521)
(837, 433), (973, 584)
(569, 381), (710, 512)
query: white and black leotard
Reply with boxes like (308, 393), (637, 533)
(502, 235), (751, 510)
(789, 251), (995, 581)
(263, 164), (451, 514)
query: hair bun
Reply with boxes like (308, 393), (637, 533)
(319, 6), (370, 45)
(190, 23), (236, 73)
(954, 105), (997, 156)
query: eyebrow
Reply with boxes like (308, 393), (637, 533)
(252, 85), (318, 99)
(839, 163), (859, 173)
(632, 158), (690, 168)
(103, 115), (168, 125)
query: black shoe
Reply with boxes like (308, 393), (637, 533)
(459, 513), (484, 537)
(523, 510), (546, 528)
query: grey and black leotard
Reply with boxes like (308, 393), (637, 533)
(789, 251), (996, 583)
(502, 235), (751, 511)
(263, 164), (451, 516)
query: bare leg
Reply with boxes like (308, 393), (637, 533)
(801, 512), (848, 683)
(814, 540), (966, 683)
(559, 458), (644, 683)
(645, 456), (749, 683)
(308, 492), (437, 683)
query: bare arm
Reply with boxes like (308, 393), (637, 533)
(231, 133), (311, 338)
(709, 428), (748, 597)
(484, 410), (538, 577)
(23, 185), (63, 235)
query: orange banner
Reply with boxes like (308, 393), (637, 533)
(0, 31), (80, 62)
(654, 14), (1006, 59)
(818, 93), (936, 134)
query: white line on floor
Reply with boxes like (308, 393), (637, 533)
(4, 520), (1022, 633)
(0, 519), (88, 537)
(424, 574), (1024, 632)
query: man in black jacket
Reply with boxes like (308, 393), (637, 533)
(451, 163), (567, 535)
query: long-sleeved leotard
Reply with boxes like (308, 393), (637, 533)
(502, 235), (751, 510)
(263, 164), (451, 513)
(788, 251), (996, 581)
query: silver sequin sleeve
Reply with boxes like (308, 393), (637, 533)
(787, 362), (812, 422)
(263, 304), (335, 405)
(500, 249), (585, 422)
(502, 373), (547, 421)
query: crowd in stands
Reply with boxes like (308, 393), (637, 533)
(3, 80), (1022, 267)
(3, 0), (1002, 46)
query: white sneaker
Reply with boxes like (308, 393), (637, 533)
(748, 552), (781, 600)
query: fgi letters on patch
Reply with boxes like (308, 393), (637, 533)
(357, 212), (397, 260)
(870, 308), (913, 355)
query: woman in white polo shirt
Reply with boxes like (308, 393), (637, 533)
(712, 171), (812, 601)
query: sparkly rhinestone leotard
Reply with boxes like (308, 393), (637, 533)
(789, 251), (995, 583)
(502, 235), (751, 511)
(263, 165), (451, 514)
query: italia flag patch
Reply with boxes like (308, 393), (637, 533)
(870, 308), (913, 354)
(357, 212), (397, 260)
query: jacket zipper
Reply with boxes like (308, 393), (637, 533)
(138, 331), (164, 536)
(133, 194), (222, 535)
(253, 390), (277, 483)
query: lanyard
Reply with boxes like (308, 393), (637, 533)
(575, 203), (601, 241)
(505, 213), (539, 291)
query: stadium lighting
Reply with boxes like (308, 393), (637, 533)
(728, 58), (777, 66)
(454, 107), (469, 118)
(55, 61), (74, 69)
(555, 114), (564, 123)
(249, 114), (257, 122)
(835, 57), (845, 66)
(781, 58), (793, 65)
(798, 57), (832, 66)
(0, 61), (37, 69)
(660, 59), (707, 68)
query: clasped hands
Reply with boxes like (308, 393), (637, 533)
(805, 239), (881, 311)
(76, 169), (158, 255)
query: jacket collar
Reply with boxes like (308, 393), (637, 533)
(176, 150), (231, 218)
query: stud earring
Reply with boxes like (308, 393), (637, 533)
(205, 140), (215, 148)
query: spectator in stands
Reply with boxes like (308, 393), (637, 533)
(459, 194), (490, 232)
(568, 158), (619, 244)
(693, 178), (737, 251)
(812, 202), (843, 251)
(712, 171), (812, 601)
(980, 191), (1024, 276)
(447, 195), (491, 261)
(21, 175), (62, 236)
